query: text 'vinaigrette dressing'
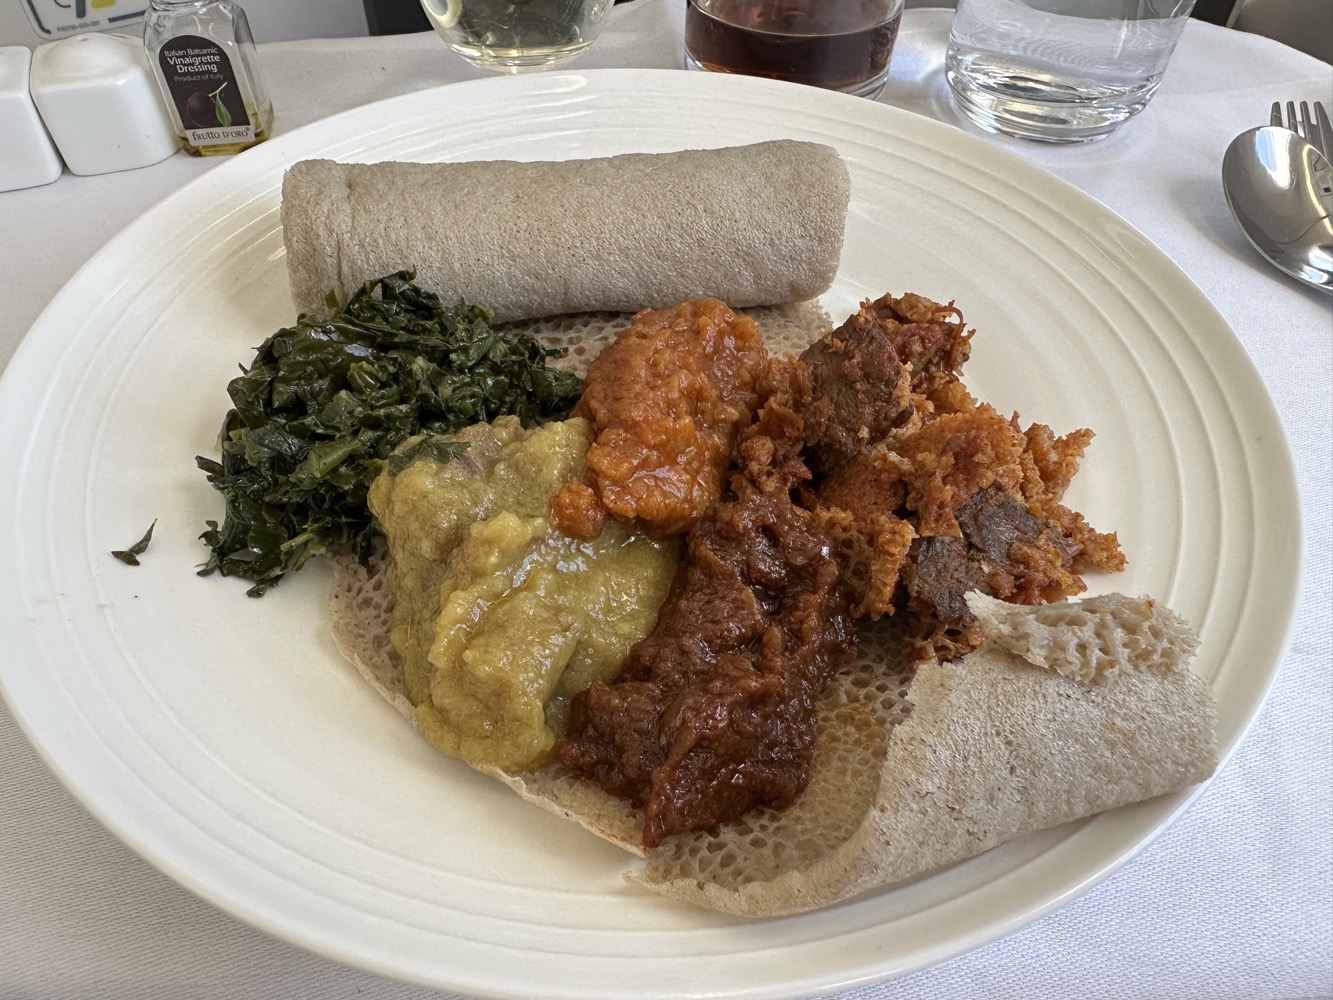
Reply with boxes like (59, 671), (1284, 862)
(144, 0), (273, 156)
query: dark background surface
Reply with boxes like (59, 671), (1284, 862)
(362, 0), (430, 35)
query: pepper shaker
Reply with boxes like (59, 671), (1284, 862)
(0, 46), (63, 191)
(29, 33), (180, 177)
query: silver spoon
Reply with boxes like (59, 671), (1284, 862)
(1222, 125), (1333, 293)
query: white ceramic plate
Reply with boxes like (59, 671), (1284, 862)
(0, 69), (1300, 999)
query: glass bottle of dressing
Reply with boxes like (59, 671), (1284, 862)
(143, 0), (273, 156)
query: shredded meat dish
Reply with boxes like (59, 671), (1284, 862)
(557, 293), (1125, 846)
(802, 293), (1124, 661)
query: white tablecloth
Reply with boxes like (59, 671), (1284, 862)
(1, 4), (1329, 998)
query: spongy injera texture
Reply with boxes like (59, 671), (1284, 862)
(327, 548), (914, 869)
(326, 305), (837, 855)
(281, 142), (850, 323)
(325, 310), (1218, 918)
(503, 300), (832, 379)
(637, 595), (1218, 917)
(966, 591), (1202, 684)
(332, 545), (1216, 919)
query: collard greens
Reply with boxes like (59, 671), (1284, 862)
(197, 272), (583, 596)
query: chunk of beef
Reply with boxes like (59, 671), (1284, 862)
(902, 485), (1096, 661)
(797, 308), (909, 475)
(796, 293), (973, 475)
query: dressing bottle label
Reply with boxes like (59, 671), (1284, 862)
(157, 35), (254, 147)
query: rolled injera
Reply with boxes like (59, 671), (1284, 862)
(280, 140), (851, 323)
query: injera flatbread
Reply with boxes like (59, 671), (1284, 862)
(319, 298), (1216, 917)
(635, 593), (1217, 916)
(330, 545), (1217, 918)
(280, 141), (851, 323)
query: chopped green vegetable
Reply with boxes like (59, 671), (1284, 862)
(197, 272), (583, 596)
(112, 520), (157, 565)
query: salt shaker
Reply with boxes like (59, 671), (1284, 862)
(144, 0), (273, 156)
(29, 33), (180, 176)
(0, 46), (63, 192)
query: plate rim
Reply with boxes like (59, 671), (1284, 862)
(0, 68), (1303, 999)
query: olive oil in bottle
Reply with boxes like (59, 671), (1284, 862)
(144, 0), (273, 156)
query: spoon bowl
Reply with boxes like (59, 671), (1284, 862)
(1222, 125), (1333, 292)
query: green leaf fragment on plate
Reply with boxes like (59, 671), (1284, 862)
(112, 519), (158, 566)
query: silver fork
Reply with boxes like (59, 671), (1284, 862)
(1271, 100), (1333, 160)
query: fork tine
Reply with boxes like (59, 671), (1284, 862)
(1300, 101), (1314, 145)
(1271, 101), (1284, 127)
(1286, 101), (1299, 134)
(1315, 102), (1333, 161)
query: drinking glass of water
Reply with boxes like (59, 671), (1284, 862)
(418, 0), (613, 73)
(945, 0), (1197, 142)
